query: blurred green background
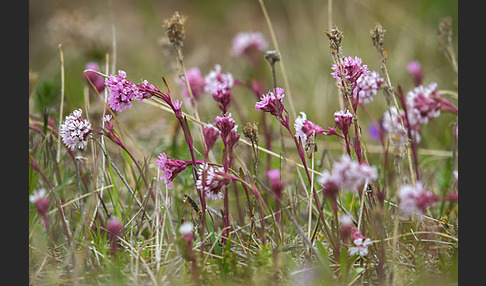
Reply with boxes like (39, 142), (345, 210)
(29, 0), (458, 155)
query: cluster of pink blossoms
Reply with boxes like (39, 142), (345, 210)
(293, 112), (325, 148)
(105, 70), (144, 112)
(348, 228), (373, 257)
(317, 155), (377, 198)
(195, 163), (229, 201)
(59, 109), (92, 151)
(231, 31), (268, 65)
(397, 181), (438, 218)
(155, 153), (192, 189)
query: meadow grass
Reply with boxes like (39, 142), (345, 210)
(29, 1), (458, 285)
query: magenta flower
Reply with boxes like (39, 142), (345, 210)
(215, 113), (240, 150)
(294, 112), (325, 148)
(60, 109), (92, 151)
(180, 67), (206, 103)
(355, 70), (384, 104)
(333, 109), (353, 137)
(331, 56), (370, 96)
(202, 123), (220, 156)
(316, 170), (340, 201)
(209, 81), (232, 114)
(267, 169), (284, 201)
(107, 216), (123, 254)
(30, 189), (50, 230)
(156, 153), (191, 189)
(407, 60), (423, 86)
(83, 62), (105, 93)
(397, 181), (438, 218)
(195, 163), (229, 201)
(255, 87), (289, 127)
(105, 70), (143, 112)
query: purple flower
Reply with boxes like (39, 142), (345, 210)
(317, 170), (340, 201)
(407, 61), (423, 86)
(83, 62), (105, 93)
(209, 81), (232, 114)
(294, 112), (325, 148)
(156, 153), (190, 189)
(397, 181), (438, 218)
(334, 109), (353, 136)
(331, 56), (370, 96)
(255, 87), (288, 126)
(195, 163), (229, 201)
(30, 189), (50, 218)
(215, 113), (240, 150)
(105, 70), (143, 112)
(267, 169), (284, 201)
(60, 109), (92, 151)
(180, 67), (206, 102)
(202, 123), (220, 155)
(107, 217), (123, 239)
(355, 70), (384, 104)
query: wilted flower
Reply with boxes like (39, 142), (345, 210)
(294, 112), (325, 148)
(60, 109), (92, 151)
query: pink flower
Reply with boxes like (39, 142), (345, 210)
(317, 170), (340, 200)
(397, 181), (438, 218)
(156, 153), (190, 189)
(255, 87), (288, 126)
(333, 109), (353, 136)
(215, 113), (240, 150)
(356, 70), (384, 104)
(195, 163), (229, 201)
(180, 67), (206, 102)
(294, 112), (325, 148)
(60, 109), (92, 151)
(348, 237), (373, 257)
(407, 61), (423, 86)
(267, 169), (284, 201)
(204, 64), (234, 94)
(30, 189), (50, 218)
(231, 32), (268, 65)
(83, 62), (105, 93)
(382, 106), (421, 145)
(209, 81), (232, 114)
(331, 56), (370, 97)
(179, 221), (194, 242)
(406, 82), (441, 124)
(105, 70), (143, 112)
(202, 123), (221, 155)
(107, 217), (123, 239)
(319, 155), (377, 192)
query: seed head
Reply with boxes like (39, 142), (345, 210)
(164, 11), (187, 48)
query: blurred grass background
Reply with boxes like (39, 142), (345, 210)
(29, 0), (458, 160)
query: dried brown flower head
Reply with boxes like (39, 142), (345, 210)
(264, 50), (281, 66)
(370, 23), (387, 61)
(242, 122), (259, 145)
(164, 11), (187, 48)
(325, 25), (343, 58)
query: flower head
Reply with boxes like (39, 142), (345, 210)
(180, 67), (206, 102)
(107, 216), (123, 240)
(30, 189), (50, 217)
(60, 109), (92, 151)
(331, 56), (370, 96)
(105, 70), (143, 112)
(231, 31), (268, 65)
(195, 163), (229, 201)
(407, 60), (423, 86)
(215, 113), (240, 150)
(382, 106), (421, 145)
(406, 82), (441, 124)
(255, 87), (288, 126)
(397, 181), (438, 218)
(202, 123), (221, 155)
(204, 64), (234, 94)
(156, 153), (190, 189)
(294, 112), (325, 148)
(333, 109), (353, 136)
(83, 62), (105, 93)
(355, 70), (384, 104)
(267, 169), (284, 201)
(348, 237), (373, 257)
(209, 81), (232, 114)
(319, 155), (377, 192)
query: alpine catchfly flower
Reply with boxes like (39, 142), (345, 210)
(59, 109), (92, 151)
(294, 112), (325, 148)
(105, 70), (143, 112)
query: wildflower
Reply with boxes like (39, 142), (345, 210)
(164, 11), (187, 48)
(231, 31), (268, 65)
(406, 82), (442, 124)
(60, 109), (92, 151)
(382, 106), (421, 145)
(215, 113), (240, 150)
(83, 62), (105, 93)
(294, 112), (325, 149)
(180, 67), (206, 102)
(333, 109), (353, 137)
(355, 70), (384, 104)
(179, 221), (194, 242)
(105, 70), (143, 112)
(209, 81), (232, 114)
(30, 189), (50, 230)
(195, 163), (229, 201)
(331, 56), (370, 96)
(317, 170), (340, 201)
(267, 169), (283, 201)
(204, 64), (234, 95)
(339, 213), (354, 243)
(348, 228), (373, 257)
(202, 123), (220, 156)
(331, 154), (377, 191)
(156, 152), (191, 189)
(397, 181), (438, 218)
(407, 60), (423, 86)
(107, 216), (123, 255)
(255, 87), (288, 126)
